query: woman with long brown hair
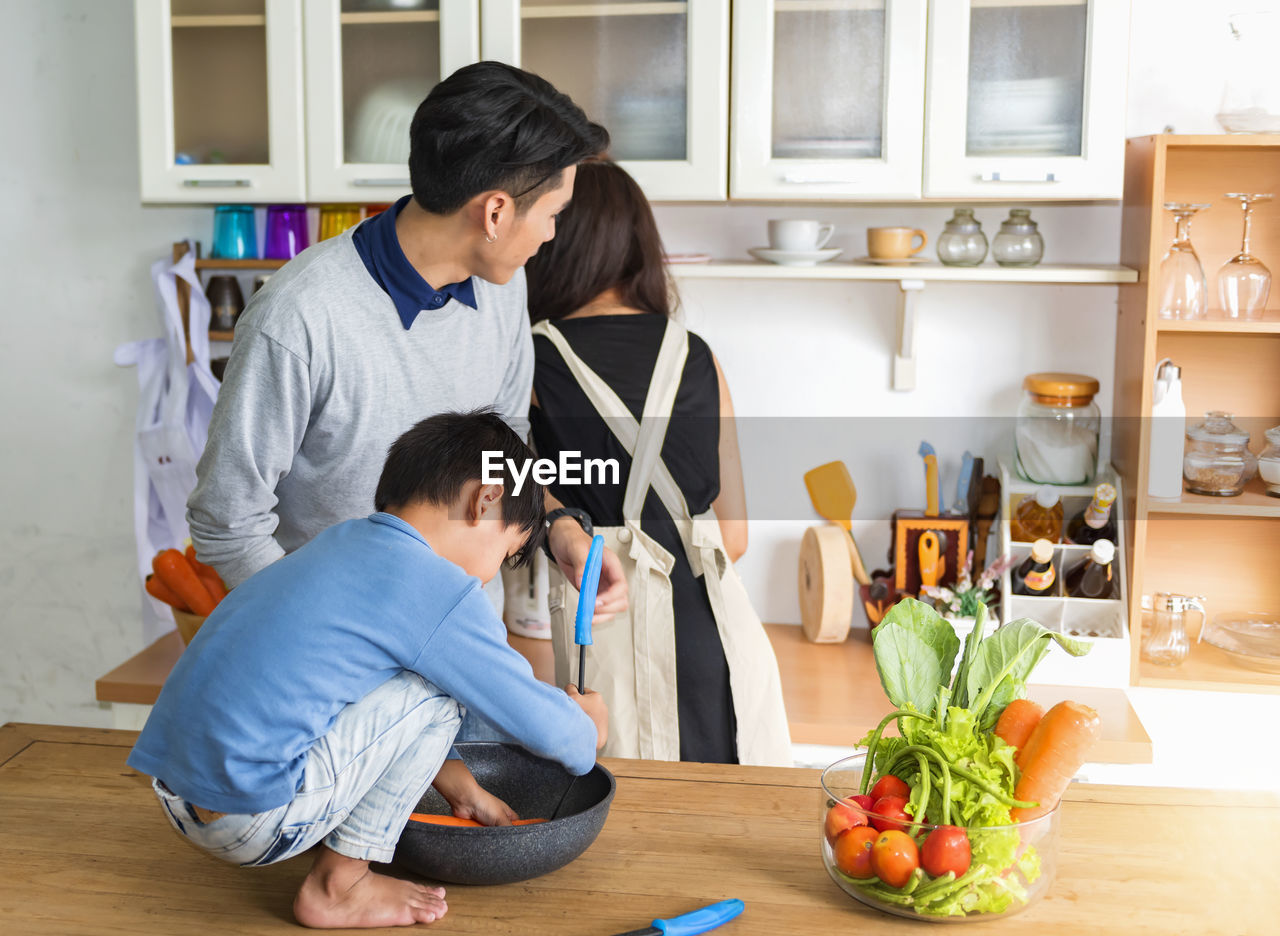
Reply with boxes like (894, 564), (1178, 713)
(524, 160), (790, 765)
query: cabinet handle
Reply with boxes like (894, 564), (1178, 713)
(979, 171), (1059, 183)
(182, 179), (252, 188)
(352, 178), (411, 187)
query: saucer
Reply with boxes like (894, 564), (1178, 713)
(854, 256), (930, 265)
(748, 246), (843, 266)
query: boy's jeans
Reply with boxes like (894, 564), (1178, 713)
(152, 671), (461, 867)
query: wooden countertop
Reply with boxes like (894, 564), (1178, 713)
(1, 723), (1273, 935)
(96, 626), (1151, 764)
(765, 624), (1152, 764)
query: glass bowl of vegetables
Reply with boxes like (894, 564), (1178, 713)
(820, 752), (1060, 922)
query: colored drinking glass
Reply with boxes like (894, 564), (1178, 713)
(211, 204), (257, 260)
(264, 204), (309, 259)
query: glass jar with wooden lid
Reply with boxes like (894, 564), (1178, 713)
(1014, 372), (1102, 485)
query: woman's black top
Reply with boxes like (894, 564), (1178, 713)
(530, 314), (737, 764)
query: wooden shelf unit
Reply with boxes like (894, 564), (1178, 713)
(1114, 134), (1280, 694)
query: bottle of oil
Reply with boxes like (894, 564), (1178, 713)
(1011, 486), (1064, 544)
(1066, 483), (1117, 546)
(1065, 539), (1117, 599)
(1012, 539), (1058, 596)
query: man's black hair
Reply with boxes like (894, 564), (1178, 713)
(375, 409), (544, 567)
(408, 61), (609, 216)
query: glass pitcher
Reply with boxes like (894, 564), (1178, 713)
(1142, 593), (1206, 667)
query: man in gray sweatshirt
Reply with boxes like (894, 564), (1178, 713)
(187, 62), (627, 620)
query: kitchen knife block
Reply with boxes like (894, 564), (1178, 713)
(891, 512), (970, 597)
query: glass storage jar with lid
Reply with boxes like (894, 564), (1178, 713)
(992, 208), (1045, 267)
(1183, 412), (1253, 496)
(1260, 426), (1280, 497)
(1014, 373), (1101, 485)
(937, 208), (989, 266)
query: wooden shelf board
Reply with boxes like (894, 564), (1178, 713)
(194, 258), (286, 270)
(670, 261), (1137, 284)
(94, 631), (185, 706)
(208, 330), (236, 342)
(1145, 478), (1280, 518)
(339, 11), (440, 25)
(1158, 133), (1280, 150)
(170, 14), (265, 28)
(1137, 640), (1280, 694)
(1156, 313), (1280, 334)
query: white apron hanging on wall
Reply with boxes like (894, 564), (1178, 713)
(532, 319), (792, 767)
(114, 246), (220, 643)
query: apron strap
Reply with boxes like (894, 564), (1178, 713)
(532, 319), (703, 567)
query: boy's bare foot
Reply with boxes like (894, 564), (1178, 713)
(294, 846), (447, 928)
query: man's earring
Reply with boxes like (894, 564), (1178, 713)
(485, 233), (497, 244)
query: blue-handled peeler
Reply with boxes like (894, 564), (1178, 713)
(574, 534), (605, 693)
(611, 899), (745, 936)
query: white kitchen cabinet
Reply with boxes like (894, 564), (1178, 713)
(481, 1), (729, 201)
(731, 0), (928, 200)
(135, 0), (306, 203)
(923, 0), (1130, 200)
(304, 0), (479, 204)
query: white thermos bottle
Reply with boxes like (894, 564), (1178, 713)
(1148, 358), (1186, 499)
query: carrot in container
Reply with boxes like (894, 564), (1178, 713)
(152, 549), (217, 617)
(1010, 700), (1102, 822)
(195, 568), (228, 605)
(145, 574), (191, 613)
(184, 544), (217, 577)
(994, 698), (1045, 754)
(408, 814), (547, 827)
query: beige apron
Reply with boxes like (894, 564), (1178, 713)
(533, 319), (792, 766)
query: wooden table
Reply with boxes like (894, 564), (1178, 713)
(2, 722), (1273, 935)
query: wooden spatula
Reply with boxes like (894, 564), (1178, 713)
(804, 461), (870, 586)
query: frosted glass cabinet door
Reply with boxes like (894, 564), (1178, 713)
(924, 0), (1129, 199)
(731, 0), (926, 200)
(482, 1), (729, 201)
(135, 0), (305, 203)
(304, 0), (479, 204)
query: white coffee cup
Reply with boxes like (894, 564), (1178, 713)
(768, 219), (835, 251)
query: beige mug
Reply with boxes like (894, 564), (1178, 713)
(867, 226), (928, 259)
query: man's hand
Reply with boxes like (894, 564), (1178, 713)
(431, 760), (519, 826)
(566, 684), (609, 751)
(548, 517), (628, 624)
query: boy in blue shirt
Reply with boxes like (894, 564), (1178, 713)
(129, 411), (608, 929)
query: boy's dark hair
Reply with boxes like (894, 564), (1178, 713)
(375, 410), (545, 567)
(408, 61), (610, 216)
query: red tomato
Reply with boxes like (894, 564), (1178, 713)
(869, 775), (911, 801)
(869, 795), (911, 833)
(870, 830), (920, 888)
(833, 826), (879, 879)
(824, 798), (868, 844)
(849, 794), (875, 811)
(921, 826), (971, 878)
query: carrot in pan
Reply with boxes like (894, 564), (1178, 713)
(152, 549), (217, 617)
(1010, 700), (1102, 822)
(408, 814), (547, 827)
(994, 698), (1045, 754)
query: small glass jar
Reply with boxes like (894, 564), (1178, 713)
(1183, 411), (1252, 496)
(936, 208), (989, 266)
(1260, 426), (1280, 497)
(992, 208), (1045, 267)
(1014, 373), (1101, 485)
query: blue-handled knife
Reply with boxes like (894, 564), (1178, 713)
(611, 899), (745, 936)
(574, 534), (605, 693)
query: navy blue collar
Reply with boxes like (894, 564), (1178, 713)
(351, 195), (477, 330)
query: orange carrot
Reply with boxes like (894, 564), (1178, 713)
(153, 549), (217, 617)
(145, 574), (191, 613)
(195, 568), (228, 605)
(408, 814), (547, 827)
(185, 544), (216, 577)
(1011, 700), (1102, 822)
(994, 698), (1045, 753)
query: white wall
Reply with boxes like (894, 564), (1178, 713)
(0, 0), (1263, 728)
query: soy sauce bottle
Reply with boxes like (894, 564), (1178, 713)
(1066, 483), (1117, 546)
(1065, 539), (1118, 600)
(1013, 539), (1058, 597)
